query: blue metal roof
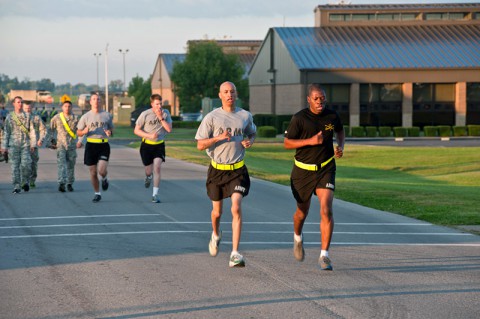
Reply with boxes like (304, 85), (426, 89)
(161, 54), (185, 74)
(274, 25), (480, 70)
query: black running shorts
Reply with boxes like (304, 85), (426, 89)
(84, 142), (110, 166)
(290, 161), (336, 204)
(140, 142), (166, 166)
(206, 164), (250, 201)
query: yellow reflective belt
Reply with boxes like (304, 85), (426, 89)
(142, 138), (164, 145)
(294, 156), (335, 171)
(59, 113), (76, 139)
(87, 138), (108, 143)
(211, 159), (245, 171)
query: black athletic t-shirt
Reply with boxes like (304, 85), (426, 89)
(285, 107), (343, 165)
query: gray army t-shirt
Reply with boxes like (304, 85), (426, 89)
(77, 110), (114, 140)
(135, 108), (172, 142)
(195, 107), (256, 164)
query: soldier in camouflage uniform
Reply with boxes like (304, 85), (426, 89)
(23, 101), (48, 188)
(0, 115), (4, 162)
(50, 100), (83, 192)
(0, 96), (37, 193)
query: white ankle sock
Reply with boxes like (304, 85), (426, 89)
(153, 187), (159, 196)
(294, 233), (302, 242)
(320, 250), (329, 258)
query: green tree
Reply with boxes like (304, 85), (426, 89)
(171, 41), (246, 113)
(128, 75), (151, 108)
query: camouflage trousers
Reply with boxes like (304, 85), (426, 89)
(9, 146), (32, 188)
(57, 147), (77, 185)
(30, 147), (39, 182)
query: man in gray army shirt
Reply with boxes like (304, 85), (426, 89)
(134, 94), (172, 203)
(195, 81), (256, 268)
(50, 100), (83, 192)
(1, 96), (37, 193)
(77, 93), (114, 203)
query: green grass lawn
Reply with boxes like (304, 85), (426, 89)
(112, 125), (480, 226)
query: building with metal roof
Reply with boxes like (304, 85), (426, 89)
(249, 3), (480, 128)
(151, 40), (261, 115)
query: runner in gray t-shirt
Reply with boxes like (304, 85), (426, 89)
(77, 93), (114, 203)
(195, 81), (256, 268)
(134, 94), (172, 203)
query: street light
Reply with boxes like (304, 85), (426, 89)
(93, 52), (102, 90)
(119, 49), (129, 92)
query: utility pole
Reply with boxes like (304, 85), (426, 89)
(119, 49), (129, 92)
(105, 43), (109, 112)
(93, 53), (102, 90)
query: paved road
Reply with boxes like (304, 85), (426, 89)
(1, 145), (479, 319)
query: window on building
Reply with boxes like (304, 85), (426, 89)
(413, 83), (433, 103)
(360, 84), (402, 126)
(329, 14), (350, 21)
(330, 85), (350, 103)
(413, 83), (455, 127)
(467, 83), (480, 103)
(377, 13), (401, 21)
(425, 13), (445, 20)
(322, 84), (349, 124)
(467, 83), (480, 124)
(449, 13), (466, 20)
(401, 13), (418, 21)
(352, 14), (376, 21)
(425, 12), (466, 20)
(435, 84), (455, 102)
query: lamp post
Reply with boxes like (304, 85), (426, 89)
(93, 52), (102, 90)
(119, 49), (129, 92)
(105, 43), (109, 112)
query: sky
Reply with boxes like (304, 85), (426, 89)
(0, 0), (477, 86)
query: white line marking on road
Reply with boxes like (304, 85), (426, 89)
(0, 230), (210, 239)
(0, 230), (476, 241)
(0, 214), (161, 221)
(227, 242), (480, 247)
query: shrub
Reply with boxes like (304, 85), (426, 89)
(423, 126), (438, 137)
(437, 126), (451, 137)
(393, 127), (407, 137)
(253, 114), (276, 127)
(365, 126), (377, 137)
(407, 127), (420, 137)
(343, 125), (350, 137)
(351, 126), (365, 137)
(467, 125), (480, 136)
(257, 126), (277, 138)
(172, 121), (200, 129)
(282, 121), (290, 135)
(378, 126), (391, 137)
(453, 126), (468, 137)
(275, 115), (293, 134)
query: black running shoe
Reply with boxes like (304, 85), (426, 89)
(67, 184), (74, 192)
(12, 188), (21, 194)
(58, 184), (66, 192)
(22, 183), (30, 192)
(101, 178), (109, 191)
(92, 194), (102, 203)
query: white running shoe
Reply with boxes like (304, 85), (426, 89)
(208, 231), (221, 257)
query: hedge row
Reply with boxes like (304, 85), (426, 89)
(253, 114), (293, 134)
(348, 125), (480, 137)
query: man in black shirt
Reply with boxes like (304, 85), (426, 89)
(284, 83), (345, 270)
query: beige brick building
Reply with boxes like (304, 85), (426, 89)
(249, 3), (480, 127)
